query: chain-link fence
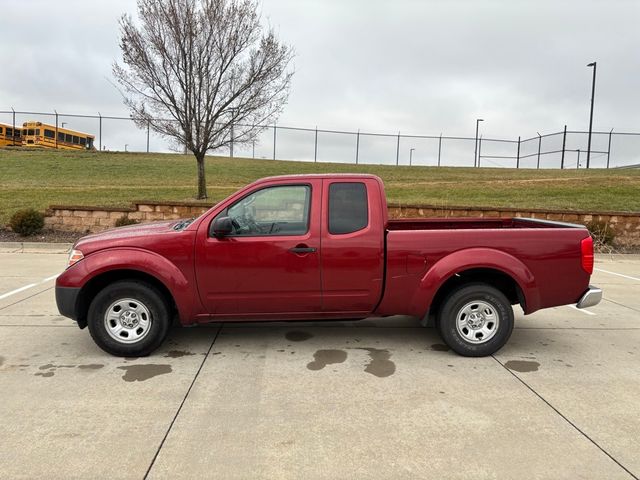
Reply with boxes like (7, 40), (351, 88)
(2, 109), (639, 168)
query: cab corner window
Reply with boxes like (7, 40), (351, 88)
(215, 184), (311, 237)
(328, 182), (368, 234)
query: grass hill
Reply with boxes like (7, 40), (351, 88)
(1, 149), (639, 224)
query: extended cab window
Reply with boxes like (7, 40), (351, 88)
(217, 185), (311, 236)
(328, 182), (368, 234)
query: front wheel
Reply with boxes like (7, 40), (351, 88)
(437, 283), (514, 357)
(87, 280), (171, 357)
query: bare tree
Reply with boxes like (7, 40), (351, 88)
(113, 0), (293, 199)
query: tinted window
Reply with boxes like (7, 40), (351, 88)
(65, 134), (72, 142)
(79, 137), (86, 146)
(328, 182), (368, 234)
(216, 185), (311, 236)
(72, 135), (79, 144)
(0, 127), (3, 134)
(44, 129), (55, 139)
(58, 132), (64, 142)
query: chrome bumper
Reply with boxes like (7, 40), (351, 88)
(576, 285), (603, 309)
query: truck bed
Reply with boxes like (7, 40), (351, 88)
(387, 217), (584, 231)
(377, 217), (591, 317)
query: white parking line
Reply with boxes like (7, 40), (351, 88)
(595, 268), (640, 282)
(0, 283), (38, 300)
(0, 274), (60, 300)
(567, 305), (596, 316)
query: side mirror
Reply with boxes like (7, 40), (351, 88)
(211, 216), (233, 238)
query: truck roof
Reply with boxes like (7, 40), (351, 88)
(255, 173), (383, 183)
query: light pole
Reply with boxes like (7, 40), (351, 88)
(124, 144), (128, 152)
(61, 122), (67, 129)
(409, 148), (415, 166)
(474, 118), (484, 167)
(586, 62), (597, 169)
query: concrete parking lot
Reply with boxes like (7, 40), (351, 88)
(0, 247), (638, 480)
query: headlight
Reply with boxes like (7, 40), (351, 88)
(67, 249), (84, 269)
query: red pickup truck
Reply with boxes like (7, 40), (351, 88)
(56, 174), (601, 357)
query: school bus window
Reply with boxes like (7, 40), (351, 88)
(65, 134), (72, 143)
(44, 129), (55, 139)
(6, 128), (12, 136)
(57, 132), (64, 142)
(27, 129), (34, 136)
(0, 127), (3, 134)
(79, 137), (86, 146)
(72, 135), (79, 144)
(87, 138), (94, 149)
(36, 129), (40, 136)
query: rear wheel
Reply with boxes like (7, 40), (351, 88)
(437, 283), (514, 357)
(87, 280), (170, 357)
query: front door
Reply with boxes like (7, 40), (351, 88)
(195, 180), (322, 316)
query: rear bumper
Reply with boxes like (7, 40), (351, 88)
(55, 286), (80, 321)
(576, 285), (602, 309)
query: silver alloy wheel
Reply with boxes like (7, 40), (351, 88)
(455, 300), (500, 344)
(103, 298), (152, 344)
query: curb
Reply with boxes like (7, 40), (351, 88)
(0, 242), (72, 254)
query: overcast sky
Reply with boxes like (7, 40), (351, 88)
(1, 0), (638, 166)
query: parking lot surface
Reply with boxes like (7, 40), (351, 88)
(0, 250), (638, 479)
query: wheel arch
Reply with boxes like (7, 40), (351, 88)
(410, 247), (541, 320)
(76, 269), (177, 329)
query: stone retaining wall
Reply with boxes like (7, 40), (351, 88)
(44, 200), (640, 246)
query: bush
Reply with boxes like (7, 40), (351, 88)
(115, 215), (139, 227)
(586, 220), (615, 246)
(9, 208), (45, 236)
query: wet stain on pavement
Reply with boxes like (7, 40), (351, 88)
(307, 349), (347, 371)
(78, 364), (104, 370)
(504, 360), (540, 372)
(35, 371), (54, 378)
(117, 364), (172, 382)
(164, 350), (196, 358)
(357, 348), (396, 378)
(286, 331), (313, 342)
(430, 344), (450, 352)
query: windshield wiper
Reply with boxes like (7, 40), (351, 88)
(173, 218), (195, 231)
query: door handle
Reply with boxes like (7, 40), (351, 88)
(289, 245), (317, 254)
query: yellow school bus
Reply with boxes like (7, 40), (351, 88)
(0, 123), (22, 147)
(21, 121), (95, 150)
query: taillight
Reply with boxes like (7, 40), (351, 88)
(581, 236), (594, 274)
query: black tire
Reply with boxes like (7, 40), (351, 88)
(437, 283), (514, 357)
(87, 280), (170, 357)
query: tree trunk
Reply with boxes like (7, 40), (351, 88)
(195, 153), (207, 199)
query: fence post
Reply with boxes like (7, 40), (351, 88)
(55, 110), (59, 149)
(355, 129), (360, 165)
(560, 125), (567, 169)
(11, 107), (16, 146)
(577, 149), (580, 169)
(98, 112), (102, 151)
(146, 120), (150, 153)
(438, 134), (442, 167)
(537, 133), (542, 169)
(395, 131), (400, 166)
(314, 126), (318, 162)
(272, 124), (276, 160)
(606, 128), (613, 168)
(477, 136), (482, 167)
(516, 136), (521, 168)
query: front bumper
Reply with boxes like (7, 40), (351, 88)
(576, 285), (602, 309)
(55, 286), (81, 321)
